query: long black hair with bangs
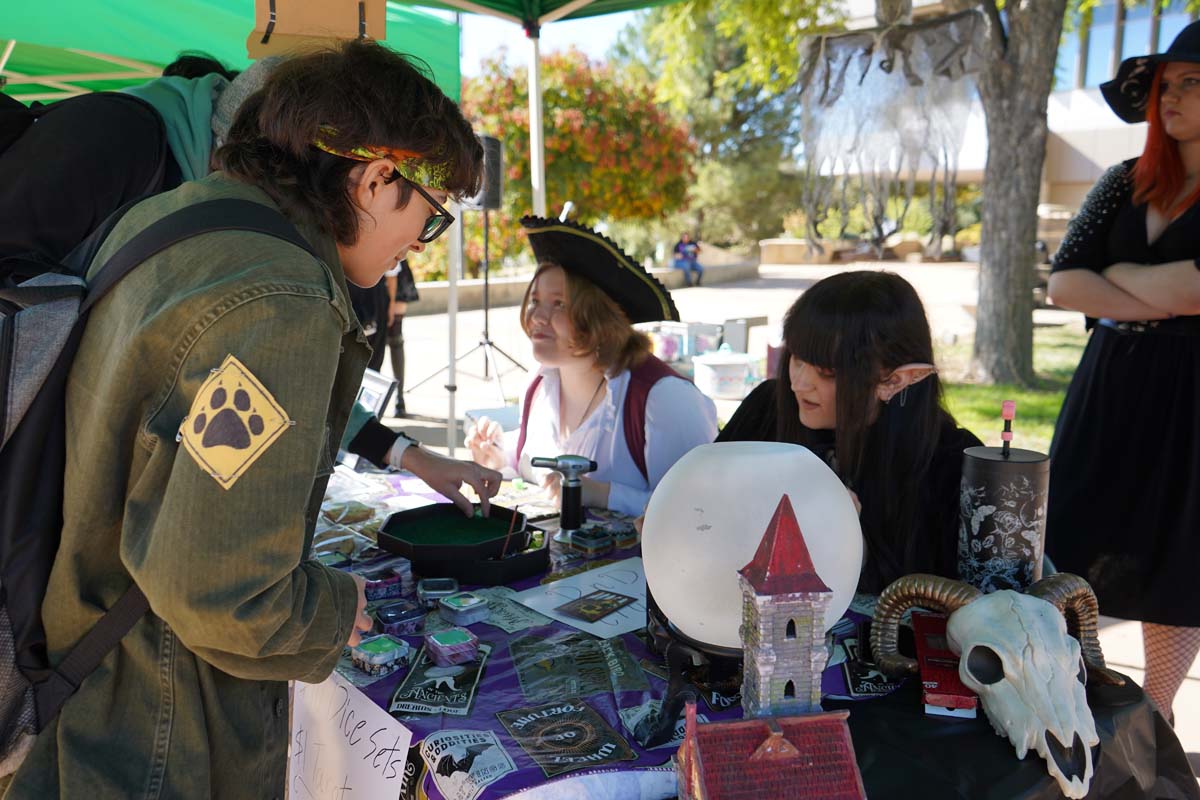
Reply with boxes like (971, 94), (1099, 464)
(774, 270), (954, 591)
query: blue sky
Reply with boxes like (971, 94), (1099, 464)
(451, 10), (640, 76)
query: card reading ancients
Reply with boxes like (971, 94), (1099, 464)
(553, 590), (637, 623)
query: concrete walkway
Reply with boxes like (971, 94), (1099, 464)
(377, 262), (1198, 765)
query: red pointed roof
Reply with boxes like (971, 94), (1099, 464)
(685, 710), (866, 800)
(738, 494), (832, 595)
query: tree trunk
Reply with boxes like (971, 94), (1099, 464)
(970, 0), (1068, 385)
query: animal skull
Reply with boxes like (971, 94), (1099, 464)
(948, 591), (1096, 798)
(870, 573), (1124, 800)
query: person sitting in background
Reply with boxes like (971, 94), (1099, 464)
(465, 217), (717, 517)
(717, 270), (981, 593)
(672, 231), (702, 287)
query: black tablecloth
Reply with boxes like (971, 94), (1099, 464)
(829, 674), (1198, 799)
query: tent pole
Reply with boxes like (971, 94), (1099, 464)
(0, 41), (16, 75)
(527, 27), (547, 217)
(446, 201), (463, 457)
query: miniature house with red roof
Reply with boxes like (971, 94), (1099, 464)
(675, 701), (866, 800)
(738, 494), (832, 717)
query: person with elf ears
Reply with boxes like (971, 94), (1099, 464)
(717, 270), (982, 594)
(465, 217), (717, 517)
(1045, 20), (1200, 726)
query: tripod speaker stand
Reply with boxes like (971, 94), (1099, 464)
(410, 135), (525, 404)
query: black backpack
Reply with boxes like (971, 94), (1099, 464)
(0, 198), (317, 772)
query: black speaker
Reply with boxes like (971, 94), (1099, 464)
(469, 135), (503, 211)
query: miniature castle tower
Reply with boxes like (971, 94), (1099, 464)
(738, 494), (832, 718)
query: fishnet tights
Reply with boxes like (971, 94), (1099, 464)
(1142, 623), (1200, 723)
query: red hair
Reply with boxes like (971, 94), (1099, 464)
(1132, 63), (1200, 215)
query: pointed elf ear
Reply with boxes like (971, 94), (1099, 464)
(876, 362), (937, 403)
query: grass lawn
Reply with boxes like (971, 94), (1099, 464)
(937, 323), (1089, 454)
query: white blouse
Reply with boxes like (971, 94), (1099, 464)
(501, 366), (718, 516)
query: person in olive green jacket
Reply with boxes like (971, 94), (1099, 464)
(5, 41), (486, 800)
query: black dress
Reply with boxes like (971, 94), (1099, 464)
(718, 380), (981, 593)
(1047, 159), (1200, 626)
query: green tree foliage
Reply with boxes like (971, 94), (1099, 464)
(411, 48), (693, 281)
(609, 6), (816, 250)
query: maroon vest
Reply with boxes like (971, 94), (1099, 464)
(514, 355), (684, 482)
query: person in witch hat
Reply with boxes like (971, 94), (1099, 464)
(1046, 20), (1200, 726)
(465, 217), (718, 517)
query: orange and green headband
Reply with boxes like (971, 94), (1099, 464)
(313, 125), (452, 191)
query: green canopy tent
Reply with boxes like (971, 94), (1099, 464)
(0, 0), (462, 102)
(418, 0), (675, 217)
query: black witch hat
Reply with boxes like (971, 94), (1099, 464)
(1102, 20), (1200, 123)
(520, 216), (680, 324)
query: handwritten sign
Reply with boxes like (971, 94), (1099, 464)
(289, 671), (413, 800)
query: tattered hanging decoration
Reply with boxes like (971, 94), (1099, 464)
(795, 10), (987, 258)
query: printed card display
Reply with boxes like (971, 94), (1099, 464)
(554, 590), (638, 623)
(389, 644), (492, 717)
(509, 630), (647, 703)
(289, 672), (412, 800)
(497, 699), (638, 777)
(473, 586), (552, 634)
(513, 558), (647, 638)
(420, 730), (515, 800)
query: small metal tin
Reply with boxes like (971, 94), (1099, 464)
(417, 577), (459, 609)
(570, 527), (613, 557)
(316, 551), (352, 569)
(607, 521), (639, 549)
(376, 598), (426, 636)
(356, 556), (415, 602)
(425, 627), (479, 666)
(438, 592), (490, 626)
(350, 634), (411, 677)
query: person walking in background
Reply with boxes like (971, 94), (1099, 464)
(1045, 20), (1200, 725)
(672, 231), (702, 287)
(386, 258), (420, 417)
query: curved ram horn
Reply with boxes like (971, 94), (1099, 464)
(1027, 573), (1126, 687)
(870, 574), (981, 676)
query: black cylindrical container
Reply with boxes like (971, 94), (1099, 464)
(560, 481), (584, 531)
(957, 446), (1050, 593)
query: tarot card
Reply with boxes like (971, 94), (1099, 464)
(554, 590), (637, 623)
(389, 644), (492, 716)
(497, 698), (637, 777)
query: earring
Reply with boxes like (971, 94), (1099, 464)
(898, 386), (909, 407)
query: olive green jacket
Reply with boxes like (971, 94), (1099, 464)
(6, 174), (369, 799)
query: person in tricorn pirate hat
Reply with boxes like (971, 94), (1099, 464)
(1047, 20), (1200, 727)
(465, 217), (717, 517)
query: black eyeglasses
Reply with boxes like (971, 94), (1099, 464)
(401, 176), (455, 243)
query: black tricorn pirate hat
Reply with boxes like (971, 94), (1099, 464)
(1102, 20), (1200, 123)
(520, 216), (680, 324)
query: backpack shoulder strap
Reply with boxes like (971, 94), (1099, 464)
(83, 198), (318, 313)
(34, 583), (148, 728)
(514, 374), (544, 469)
(622, 355), (686, 482)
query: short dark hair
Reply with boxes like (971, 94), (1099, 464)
(163, 52), (239, 81)
(217, 40), (482, 245)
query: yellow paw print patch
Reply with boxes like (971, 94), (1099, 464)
(181, 354), (290, 490)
